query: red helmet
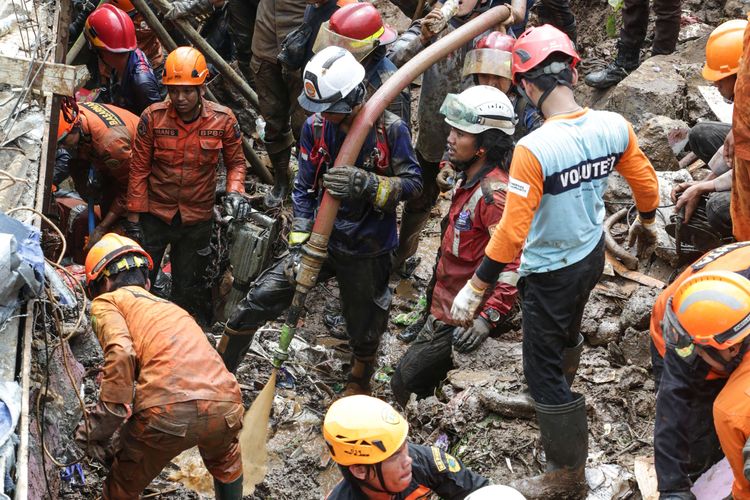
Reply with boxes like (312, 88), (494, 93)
(476, 31), (516, 52)
(511, 24), (580, 84)
(329, 3), (397, 46)
(84, 4), (137, 53)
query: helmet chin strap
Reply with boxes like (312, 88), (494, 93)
(357, 463), (400, 496)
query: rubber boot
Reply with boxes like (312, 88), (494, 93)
(214, 474), (243, 500)
(584, 43), (640, 89)
(562, 334), (584, 387)
(264, 148), (292, 209)
(392, 210), (431, 271)
(343, 356), (376, 396)
(217, 326), (257, 373)
(510, 394), (588, 499)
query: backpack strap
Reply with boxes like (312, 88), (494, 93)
(308, 113), (330, 191)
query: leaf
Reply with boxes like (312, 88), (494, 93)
(606, 13), (617, 38)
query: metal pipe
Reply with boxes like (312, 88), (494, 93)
(129, 0), (273, 184)
(148, 0), (260, 110)
(272, 5), (514, 366)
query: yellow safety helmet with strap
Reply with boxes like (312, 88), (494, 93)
(85, 233), (153, 286)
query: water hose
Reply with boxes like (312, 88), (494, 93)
(604, 208), (638, 270)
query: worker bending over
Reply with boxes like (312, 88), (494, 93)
(391, 86), (519, 405)
(451, 25), (659, 498)
(323, 395), (489, 498)
(220, 47), (422, 394)
(127, 47), (249, 322)
(75, 234), (243, 499)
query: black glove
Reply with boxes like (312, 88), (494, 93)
(121, 220), (144, 244)
(164, 0), (215, 20)
(322, 166), (402, 211)
(453, 316), (491, 353)
(659, 491), (697, 500)
(224, 192), (251, 220)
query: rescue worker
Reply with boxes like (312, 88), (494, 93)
(219, 47), (422, 394)
(585, 0), (682, 88)
(388, 0), (524, 275)
(75, 233), (243, 499)
(670, 20), (746, 240)
(323, 395), (489, 498)
(84, 4), (162, 116)
(726, 15), (750, 241)
(126, 47), (249, 321)
(108, 0), (166, 85)
(313, 2), (410, 125)
(649, 242), (750, 498)
(56, 98), (139, 249)
(450, 25), (660, 498)
(391, 86), (520, 406)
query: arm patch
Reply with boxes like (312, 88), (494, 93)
(233, 122), (242, 139)
(137, 114), (149, 137)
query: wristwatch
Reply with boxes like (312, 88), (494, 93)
(480, 308), (501, 327)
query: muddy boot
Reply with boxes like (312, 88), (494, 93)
(562, 334), (584, 387)
(343, 356), (376, 396)
(264, 148), (292, 209)
(510, 394), (588, 500)
(214, 474), (243, 499)
(217, 326), (257, 373)
(584, 44), (640, 89)
(397, 313), (426, 343)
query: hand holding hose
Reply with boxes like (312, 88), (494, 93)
(627, 216), (658, 259)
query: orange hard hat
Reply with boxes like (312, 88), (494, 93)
(667, 270), (750, 352)
(85, 233), (153, 285)
(57, 98), (81, 142)
(702, 19), (748, 81)
(163, 46), (209, 86)
(109, 0), (135, 13)
(84, 4), (137, 53)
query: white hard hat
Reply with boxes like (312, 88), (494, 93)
(465, 485), (526, 500)
(298, 46), (366, 113)
(440, 85), (516, 135)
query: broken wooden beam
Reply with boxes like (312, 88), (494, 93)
(0, 55), (88, 97)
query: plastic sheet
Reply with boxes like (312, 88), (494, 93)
(0, 213), (44, 325)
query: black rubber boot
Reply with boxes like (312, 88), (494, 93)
(214, 474), (243, 500)
(397, 314), (426, 343)
(584, 45), (640, 89)
(510, 394), (588, 499)
(264, 148), (292, 209)
(562, 334), (584, 387)
(217, 327), (257, 373)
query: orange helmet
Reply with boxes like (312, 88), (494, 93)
(163, 46), (209, 86)
(663, 271), (750, 359)
(109, 0), (135, 13)
(84, 4), (137, 53)
(702, 19), (748, 82)
(57, 98), (81, 142)
(323, 395), (408, 466)
(85, 233), (153, 285)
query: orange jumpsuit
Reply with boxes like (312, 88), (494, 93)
(90, 285), (243, 499)
(132, 11), (164, 69)
(72, 102), (138, 218)
(731, 15), (750, 241)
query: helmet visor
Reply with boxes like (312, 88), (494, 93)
(662, 297), (700, 362)
(313, 22), (379, 62)
(439, 92), (516, 131)
(462, 49), (512, 79)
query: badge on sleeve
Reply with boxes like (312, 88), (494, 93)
(137, 114), (148, 137)
(233, 122), (241, 139)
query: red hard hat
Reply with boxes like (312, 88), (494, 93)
(329, 2), (397, 45)
(511, 24), (580, 83)
(84, 4), (137, 53)
(476, 31), (516, 53)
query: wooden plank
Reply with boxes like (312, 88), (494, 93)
(0, 55), (88, 96)
(605, 251), (667, 289)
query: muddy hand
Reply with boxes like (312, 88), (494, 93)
(627, 216), (657, 259)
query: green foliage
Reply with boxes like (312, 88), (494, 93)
(606, 0), (624, 38)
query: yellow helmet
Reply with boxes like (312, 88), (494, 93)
(323, 395), (408, 466)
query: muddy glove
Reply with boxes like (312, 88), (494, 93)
(74, 401), (129, 465)
(284, 218), (312, 285)
(436, 162), (456, 192)
(164, 0), (215, 20)
(453, 316), (491, 353)
(450, 279), (486, 325)
(627, 216), (658, 259)
(322, 166), (403, 212)
(121, 219), (144, 244)
(224, 192), (251, 220)
(659, 491), (696, 500)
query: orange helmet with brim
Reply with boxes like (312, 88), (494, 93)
(163, 46), (209, 86)
(85, 233), (153, 285)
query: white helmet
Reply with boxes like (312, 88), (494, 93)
(465, 485), (526, 500)
(298, 46), (366, 114)
(440, 85), (516, 135)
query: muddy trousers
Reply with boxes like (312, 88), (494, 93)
(520, 237), (604, 406)
(536, 0), (577, 44)
(227, 0), (259, 80)
(104, 400), (243, 500)
(140, 213), (212, 320)
(225, 250), (392, 364)
(688, 121), (732, 165)
(393, 150), (441, 268)
(620, 0), (682, 55)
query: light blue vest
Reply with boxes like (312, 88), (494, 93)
(516, 109), (631, 275)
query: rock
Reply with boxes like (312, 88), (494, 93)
(620, 287), (659, 331)
(479, 388), (535, 420)
(637, 115), (690, 171)
(618, 327), (653, 370)
(603, 55), (686, 127)
(678, 23), (714, 44)
(724, 0), (750, 18)
(581, 292), (621, 346)
(617, 365), (650, 390)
